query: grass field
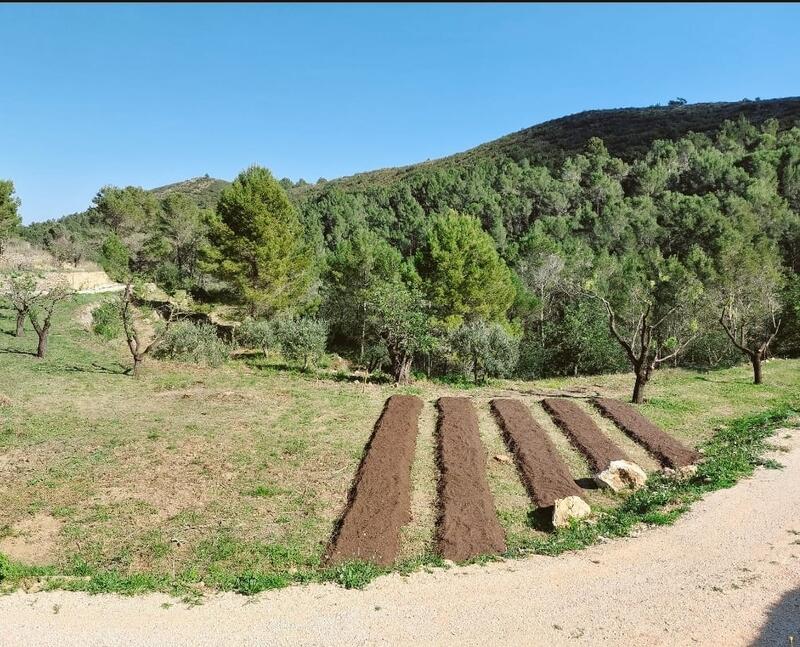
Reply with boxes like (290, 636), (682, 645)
(1, 295), (798, 597)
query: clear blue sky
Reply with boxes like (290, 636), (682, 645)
(2, 3), (799, 224)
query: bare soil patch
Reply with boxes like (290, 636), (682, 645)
(0, 513), (62, 565)
(491, 399), (583, 508)
(594, 398), (701, 468)
(542, 398), (630, 472)
(435, 397), (506, 562)
(324, 395), (423, 566)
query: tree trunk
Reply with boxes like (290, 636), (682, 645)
(15, 312), (25, 337)
(132, 355), (143, 378)
(751, 351), (763, 385)
(359, 303), (366, 364)
(394, 354), (413, 385)
(36, 331), (48, 359)
(632, 366), (649, 404)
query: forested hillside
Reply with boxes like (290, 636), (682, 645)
(7, 98), (800, 400)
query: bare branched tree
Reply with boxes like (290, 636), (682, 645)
(119, 281), (174, 377)
(600, 296), (698, 403)
(7, 272), (38, 337)
(28, 281), (74, 358)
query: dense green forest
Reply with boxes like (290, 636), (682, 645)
(9, 98), (800, 401)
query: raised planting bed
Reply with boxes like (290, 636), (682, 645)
(324, 394), (423, 566)
(491, 398), (589, 527)
(435, 397), (506, 562)
(593, 398), (701, 469)
(541, 398), (630, 472)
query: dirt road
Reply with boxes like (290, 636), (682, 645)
(2, 430), (798, 647)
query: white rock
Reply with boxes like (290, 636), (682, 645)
(594, 460), (648, 492)
(552, 496), (591, 528)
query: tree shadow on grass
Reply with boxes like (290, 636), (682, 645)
(693, 375), (751, 385)
(61, 361), (129, 376)
(0, 347), (37, 357)
(233, 355), (393, 385)
(751, 585), (799, 646)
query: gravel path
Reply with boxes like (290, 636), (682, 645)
(2, 429), (799, 647)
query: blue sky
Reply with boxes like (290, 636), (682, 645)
(2, 3), (799, 224)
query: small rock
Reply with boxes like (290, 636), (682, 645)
(552, 496), (591, 528)
(678, 464), (698, 478)
(494, 454), (513, 464)
(594, 460), (648, 492)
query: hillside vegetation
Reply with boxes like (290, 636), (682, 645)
(5, 97), (800, 402)
(288, 96), (800, 197)
(149, 175), (230, 211)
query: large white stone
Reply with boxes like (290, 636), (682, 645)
(594, 460), (648, 493)
(552, 496), (591, 528)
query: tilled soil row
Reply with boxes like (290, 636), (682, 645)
(324, 394), (423, 566)
(594, 398), (701, 468)
(491, 398), (584, 508)
(542, 398), (630, 472)
(435, 397), (506, 562)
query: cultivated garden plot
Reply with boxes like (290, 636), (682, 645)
(326, 393), (702, 565)
(594, 398), (701, 469)
(434, 397), (506, 561)
(491, 398), (589, 528)
(325, 395), (422, 566)
(541, 398), (630, 472)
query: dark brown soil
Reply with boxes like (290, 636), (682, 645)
(542, 398), (629, 472)
(324, 394), (423, 566)
(593, 398), (701, 468)
(491, 398), (583, 508)
(435, 397), (506, 562)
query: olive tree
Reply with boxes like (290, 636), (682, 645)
(449, 319), (519, 383)
(717, 243), (784, 384)
(591, 252), (704, 403)
(365, 281), (434, 384)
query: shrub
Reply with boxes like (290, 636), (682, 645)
(274, 317), (328, 370)
(449, 319), (519, 383)
(91, 301), (123, 341)
(237, 319), (275, 356)
(154, 320), (230, 367)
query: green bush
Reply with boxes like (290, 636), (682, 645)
(237, 319), (275, 356)
(274, 317), (328, 370)
(154, 320), (230, 367)
(91, 301), (123, 340)
(449, 319), (519, 383)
